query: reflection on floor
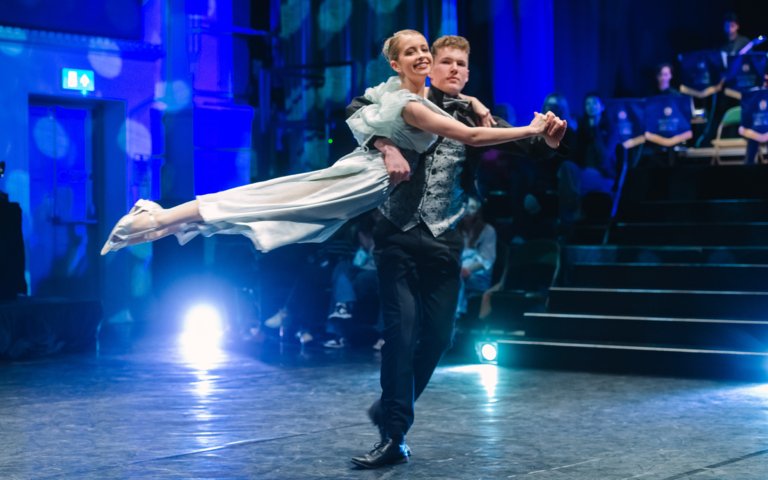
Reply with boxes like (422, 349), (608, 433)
(1, 326), (768, 480)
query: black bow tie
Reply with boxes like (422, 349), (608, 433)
(442, 96), (472, 113)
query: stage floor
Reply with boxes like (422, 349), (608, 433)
(1, 330), (767, 480)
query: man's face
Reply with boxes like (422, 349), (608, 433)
(725, 21), (739, 40)
(429, 47), (469, 96)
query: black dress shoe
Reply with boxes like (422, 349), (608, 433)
(366, 401), (412, 456)
(350, 438), (409, 469)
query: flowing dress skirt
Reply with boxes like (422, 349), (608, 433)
(175, 149), (391, 252)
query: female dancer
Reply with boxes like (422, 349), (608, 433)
(101, 29), (554, 255)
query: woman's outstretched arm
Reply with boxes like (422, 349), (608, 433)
(402, 101), (550, 147)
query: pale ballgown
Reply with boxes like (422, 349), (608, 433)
(173, 77), (450, 252)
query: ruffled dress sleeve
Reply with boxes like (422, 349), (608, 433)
(346, 76), (450, 153)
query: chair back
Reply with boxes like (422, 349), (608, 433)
(721, 106), (742, 127)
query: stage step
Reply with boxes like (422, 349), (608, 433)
(522, 312), (768, 350)
(495, 338), (768, 380)
(566, 225), (609, 245)
(620, 199), (768, 222)
(547, 287), (768, 320)
(624, 164), (768, 201)
(566, 263), (768, 291)
(609, 222), (768, 245)
(564, 245), (768, 265)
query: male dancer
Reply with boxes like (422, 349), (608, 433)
(349, 35), (566, 469)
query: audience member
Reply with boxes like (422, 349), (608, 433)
(654, 63), (681, 96)
(722, 12), (750, 56)
(324, 212), (384, 349)
(742, 71), (768, 165)
(455, 196), (497, 319)
(557, 93), (619, 226)
(262, 227), (357, 345)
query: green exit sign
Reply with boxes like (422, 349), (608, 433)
(61, 68), (95, 92)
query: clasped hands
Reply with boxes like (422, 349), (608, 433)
(530, 111), (567, 149)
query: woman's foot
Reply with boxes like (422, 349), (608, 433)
(100, 199), (165, 255)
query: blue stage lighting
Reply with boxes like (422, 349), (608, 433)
(182, 304), (223, 343)
(179, 303), (225, 369)
(477, 341), (498, 363)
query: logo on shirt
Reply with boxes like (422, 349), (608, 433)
(663, 106), (673, 116)
(618, 110), (627, 120)
(742, 63), (751, 73)
(760, 100), (768, 111)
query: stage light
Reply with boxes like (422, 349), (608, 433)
(32, 116), (70, 159)
(182, 304), (223, 343)
(477, 341), (498, 363)
(116, 119), (152, 156)
(366, 0), (402, 14)
(280, 0), (310, 39)
(88, 38), (123, 79)
(179, 303), (225, 369)
(318, 0), (352, 33)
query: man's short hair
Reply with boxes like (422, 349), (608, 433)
(724, 12), (739, 24)
(431, 35), (470, 57)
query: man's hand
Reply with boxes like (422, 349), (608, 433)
(462, 95), (497, 127)
(543, 115), (567, 149)
(529, 111), (551, 135)
(374, 138), (411, 186)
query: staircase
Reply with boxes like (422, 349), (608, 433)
(499, 165), (768, 380)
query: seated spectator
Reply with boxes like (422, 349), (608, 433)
(558, 92), (619, 226)
(261, 226), (357, 345)
(743, 71), (768, 165)
(456, 196), (497, 319)
(323, 212), (383, 349)
(654, 63), (681, 96)
(538, 93), (579, 193)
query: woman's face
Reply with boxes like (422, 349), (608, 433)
(390, 34), (432, 82)
(657, 66), (672, 89)
(584, 95), (603, 118)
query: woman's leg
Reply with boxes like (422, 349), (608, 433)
(155, 200), (204, 229)
(102, 199), (204, 254)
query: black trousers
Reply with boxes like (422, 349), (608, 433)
(373, 219), (463, 439)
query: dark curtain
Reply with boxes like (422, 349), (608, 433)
(552, 0), (768, 114)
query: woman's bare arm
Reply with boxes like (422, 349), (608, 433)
(458, 94), (497, 127)
(402, 101), (549, 147)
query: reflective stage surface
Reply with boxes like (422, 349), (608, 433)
(1, 329), (767, 479)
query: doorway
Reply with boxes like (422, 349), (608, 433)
(27, 101), (99, 299)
